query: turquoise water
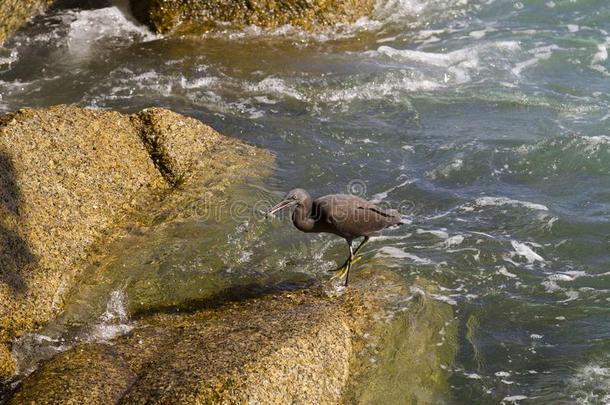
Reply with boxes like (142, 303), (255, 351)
(1, 0), (610, 403)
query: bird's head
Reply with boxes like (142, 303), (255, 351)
(266, 188), (309, 217)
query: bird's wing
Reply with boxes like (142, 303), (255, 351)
(356, 205), (399, 219)
(315, 194), (401, 237)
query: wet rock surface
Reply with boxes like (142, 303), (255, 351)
(129, 0), (376, 35)
(0, 105), (272, 379)
(8, 271), (456, 404)
(0, 0), (55, 45)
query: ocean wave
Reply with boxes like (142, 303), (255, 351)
(474, 197), (548, 211)
(373, 0), (471, 25)
(364, 41), (520, 88)
(376, 246), (434, 264)
(511, 45), (559, 76)
(515, 135), (610, 176)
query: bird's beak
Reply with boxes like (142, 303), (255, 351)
(266, 199), (298, 217)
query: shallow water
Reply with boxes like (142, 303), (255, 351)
(1, 0), (610, 403)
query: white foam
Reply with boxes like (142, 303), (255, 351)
(498, 266), (518, 278)
(503, 395), (528, 402)
(445, 235), (465, 247)
(512, 45), (559, 76)
(542, 280), (561, 293)
(559, 290), (580, 302)
(373, 0), (427, 21)
(569, 363), (610, 404)
(469, 30), (488, 39)
(475, 196), (548, 211)
(416, 228), (450, 239)
(377, 246), (433, 264)
(0, 49), (18, 66)
(373, 0), (469, 24)
(246, 77), (304, 100)
(319, 71), (441, 104)
(581, 135), (610, 151)
(370, 178), (414, 203)
(511, 241), (545, 263)
(429, 158), (464, 179)
(431, 293), (458, 305)
(181, 76), (219, 90)
(88, 289), (132, 342)
(592, 40), (609, 64)
(66, 7), (157, 56)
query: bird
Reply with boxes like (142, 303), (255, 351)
(266, 188), (404, 286)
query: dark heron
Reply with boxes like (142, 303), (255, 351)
(266, 188), (404, 286)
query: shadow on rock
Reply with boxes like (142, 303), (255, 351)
(130, 276), (318, 319)
(0, 152), (35, 294)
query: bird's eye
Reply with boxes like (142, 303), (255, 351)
(291, 195), (298, 200)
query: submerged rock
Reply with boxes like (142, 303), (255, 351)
(8, 271), (456, 404)
(129, 0), (376, 34)
(0, 105), (272, 379)
(0, 0), (55, 45)
(11, 289), (351, 404)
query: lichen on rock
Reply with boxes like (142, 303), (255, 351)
(0, 0), (55, 45)
(129, 0), (377, 34)
(0, 105), (273, 380)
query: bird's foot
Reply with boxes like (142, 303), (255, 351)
(328, 256), (361, 273)
(330, 259), (359, 283)
(330, 265), (348, 282)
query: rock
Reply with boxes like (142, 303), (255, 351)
(133, 107), (232, 186)
(0, 0), (56, 45)
(8, 271), (456, 403)
(0, 105), (273, 379)
(0, 346), (15, 379)
(129, 0), (377, 35)
(9, 344), (137, 404)
(10, 290), (351, 404)
(343, 277), (458, 404)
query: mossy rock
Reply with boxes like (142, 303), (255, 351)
(129, 0), (377, 34)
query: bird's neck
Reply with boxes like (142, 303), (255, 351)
(292, 201), (315, 232)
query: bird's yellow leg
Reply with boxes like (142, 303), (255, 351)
(352, 236), (370, 257)
(328, 255), (362, 273)
(331, 258), (354, 282)
(331, 241), (356, 285)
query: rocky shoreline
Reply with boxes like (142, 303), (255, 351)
(129, 0), (376, 35)
(0, 0), (376, 46)
(0, 2), (458, 403)
(8, 272), (455, 404)
(0, 104), (456, 403)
